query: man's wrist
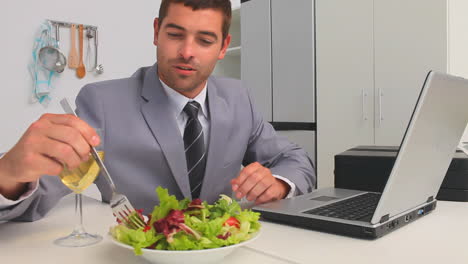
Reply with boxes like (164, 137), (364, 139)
(0, 182), (28, 201)
(272, 174), (296, 199)
(276, 178), (291, 199)
(0, 155), (28, 200)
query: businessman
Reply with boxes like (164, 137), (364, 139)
(0, 0), (315, 221)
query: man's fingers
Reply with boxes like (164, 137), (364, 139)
(235, 172), (261, 199)
(43, 113), (100, 146)
(231, 163), (286, 204)
(246, 176), (275, 201)
(15, 152), (63, 182)
(30, 114), (95, 163)
(235, 165), (270, 199)
(255, 187), (278, 205)
(36, 137), (84, 170)
(232, 162), (262, 189)
(0, 113), (99, 190)
(32, 154), (64, 179)
(44, 125), (91, 162)
(254, 180), (291, 205)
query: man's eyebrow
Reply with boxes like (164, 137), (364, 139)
(164, 23), (218, 40)
(198, 31), (218, 40)
(165, 23), (185, 31)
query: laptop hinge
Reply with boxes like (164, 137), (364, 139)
(379, 214), (390, 223)
(426, 196), (434, 203)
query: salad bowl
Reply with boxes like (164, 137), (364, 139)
(108, 187), (262, 263)
(108, 231), (260, 264)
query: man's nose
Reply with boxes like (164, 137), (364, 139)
(178, 39), (195, 61)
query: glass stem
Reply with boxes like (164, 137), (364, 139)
(73, 193), (86, 235)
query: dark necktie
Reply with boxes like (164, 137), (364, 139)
(183, 101), (206, 199)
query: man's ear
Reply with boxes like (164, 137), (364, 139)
(153, 18), (160, 46)
(217, 34), (232, 60)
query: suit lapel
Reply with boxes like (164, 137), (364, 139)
(200, 78), (230, 200)
(140, 64), (191, 198)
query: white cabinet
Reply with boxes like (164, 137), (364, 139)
(241, 0), (315, 123)
(215, 3), (317, 163)
(316, 0), (448, 187)
(240, 0), (316, 165)
(373, 0), (447, 145)
(271, 0), (315, 123)
(240, 0), (272, 120)
(225, 0), (467, 189)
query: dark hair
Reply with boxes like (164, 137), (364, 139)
(158, 0), (232, 42)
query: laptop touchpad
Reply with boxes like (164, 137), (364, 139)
(310, 196), (338, 202)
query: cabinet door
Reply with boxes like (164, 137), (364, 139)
(241, 0), (273, 121)
(316, 0), (374, 187)
(373, 0), (447, 145)
(271, 0), (315, 122)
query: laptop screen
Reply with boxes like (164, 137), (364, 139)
(372, 71), (468, 224)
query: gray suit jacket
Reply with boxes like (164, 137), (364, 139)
(0, 64), (315, 221)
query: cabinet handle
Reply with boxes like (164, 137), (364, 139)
(378, 89), (384, 127)
(362, 89), (368, 121)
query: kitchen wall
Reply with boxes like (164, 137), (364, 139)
(449, 0), (468, 78)
(1, 0), (465, 152)
(449, 0), (468, 141)
(0, 0), (241, 153)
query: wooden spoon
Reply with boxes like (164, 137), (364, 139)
(68, 24), (79, 69)
(76, 24), (86, 78)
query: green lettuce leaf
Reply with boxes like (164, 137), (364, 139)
(110, 225), (163, 255)
(111, 187), (261, 253)
(150, 186), (190, 223)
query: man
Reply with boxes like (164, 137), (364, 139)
(0, 0), (315, 221)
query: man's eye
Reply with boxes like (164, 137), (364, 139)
(168, 32), (182, 38)
(200, 39), (214, 45)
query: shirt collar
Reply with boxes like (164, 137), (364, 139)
(159, 79), (209, 119)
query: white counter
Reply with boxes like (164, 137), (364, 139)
(1, 194), (467, 264)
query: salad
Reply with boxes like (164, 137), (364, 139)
(110, 187), (261, 255)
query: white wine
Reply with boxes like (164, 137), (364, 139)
(59, 151), (104, 193)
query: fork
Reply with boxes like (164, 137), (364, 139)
(60, 98), (146, 229)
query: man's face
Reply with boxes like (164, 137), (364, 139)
(154, 3), (231, 98)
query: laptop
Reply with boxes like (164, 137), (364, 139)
(253, 71), (468, 239)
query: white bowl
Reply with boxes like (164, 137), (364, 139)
(108, 231), (260, 264)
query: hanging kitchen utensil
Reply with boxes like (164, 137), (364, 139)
(94, 28), (104, 74)
(38, 23), (67, 73)
(76, 24), (86, 78)
(85, 28), (95, 72)
(68, 24), (79, 69)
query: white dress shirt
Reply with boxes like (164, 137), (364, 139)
(160, 79), (210, 149)
(0, 80), (296, 209)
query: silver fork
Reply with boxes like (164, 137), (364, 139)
(60, 98), (146, 229)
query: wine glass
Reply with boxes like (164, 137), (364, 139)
(53, 129), (105, 247)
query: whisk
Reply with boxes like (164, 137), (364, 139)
(85, 28), (104, 74)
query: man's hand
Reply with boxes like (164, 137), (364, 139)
(0, 113), (99, 200)
(231, 162), (290, 205)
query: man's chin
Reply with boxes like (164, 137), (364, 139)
(162, 73), (205, 95)
(171, 82), (200, 94)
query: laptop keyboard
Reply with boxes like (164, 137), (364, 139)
(304, 192), (381, 222)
